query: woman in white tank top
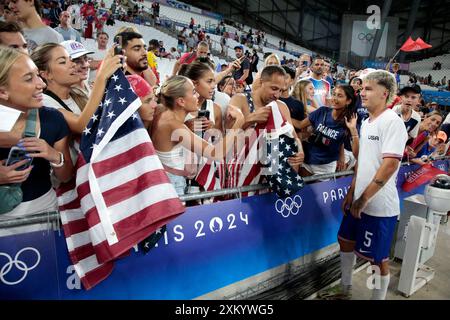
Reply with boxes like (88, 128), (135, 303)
(178, 60), (223, 136)
(151, 76), (244, 195)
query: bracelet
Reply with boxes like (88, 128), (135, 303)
(50, 152), (64, 168)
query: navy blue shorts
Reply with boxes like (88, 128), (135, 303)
(338, 211), (398, 264)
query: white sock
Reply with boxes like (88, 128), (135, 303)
(340, 251), (356, 293)
(371, 274), (390, 300)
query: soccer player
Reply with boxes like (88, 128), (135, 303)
(335, 70), (408, 300)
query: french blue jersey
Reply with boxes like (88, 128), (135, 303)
(305, 107), (346, 165)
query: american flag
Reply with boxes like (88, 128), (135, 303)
(266, 135), (304, 197)
(57, 70), (185, 290)
(194, 101), (303, 197)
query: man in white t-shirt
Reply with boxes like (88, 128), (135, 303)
(392, 84), (422, 141)
(328, 70), (408, 300)
(9, 0), (64, 51)
(88, 31), (108, 84)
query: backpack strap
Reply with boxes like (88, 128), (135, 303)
(44, 90), (73, 113)
(24, 108), (37, 138)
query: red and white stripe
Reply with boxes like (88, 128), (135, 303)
(57, 128), (185, 290)
(227, 101), (294, 196)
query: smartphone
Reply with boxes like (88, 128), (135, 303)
(113, 35), (124, 67)
(113, 35), (123, 56)
(6, 146), (32, 171)
(302, 60), (308, 67)
(198, 110), (210, 120)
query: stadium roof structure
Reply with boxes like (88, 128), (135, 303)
(185, 0), (450, 60)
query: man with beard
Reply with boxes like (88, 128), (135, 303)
(232, 45), (251, 85)
(301, 56), (331, 107)
(116, 31), (157, 87)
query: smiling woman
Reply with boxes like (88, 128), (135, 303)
(30, 43), (124, 135)
(0, 47), (74, 230)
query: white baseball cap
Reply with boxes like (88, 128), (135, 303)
(60, 40), (94, 59)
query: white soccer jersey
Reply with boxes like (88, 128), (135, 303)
(354, 109), (408, 217)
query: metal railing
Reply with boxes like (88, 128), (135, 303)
(0, 170), (355, 229)
(1, 155), (448, 229)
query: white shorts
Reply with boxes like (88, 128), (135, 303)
(302, 161), (337, 180)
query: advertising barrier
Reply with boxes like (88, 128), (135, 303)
(0, 161), (448, 299)
(422, 90), (450, 106)
(363, 60), (410, 71)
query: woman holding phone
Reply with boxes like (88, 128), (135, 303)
(0, 47), (74, 233)
(151, 75), (244, 195)
(178, 60), (223, 135)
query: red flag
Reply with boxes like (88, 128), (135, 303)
(400, 37), (432, 52)
(402, 163), (447, 192)
(400, 37), (415, 51)
(414, 37), (432, 49)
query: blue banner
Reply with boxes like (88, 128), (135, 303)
(0, 161), (448, 299)
(422, 90), (450, 106)
(363, 60), (410, 71)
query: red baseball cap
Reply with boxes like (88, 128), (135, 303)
(126, 75), (152, 98)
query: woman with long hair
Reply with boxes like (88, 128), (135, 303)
(251, 53), (281, 92)
(31, 43), (123, 134)
(297, 84), (358, 176)
(150, 75), (244, 195)
(178, 61), (223, 135)
(0, 47), (73, 231)
(405, 111), (443, 161)
(217, 75), (236, 98)
(292, 79), (319, 116)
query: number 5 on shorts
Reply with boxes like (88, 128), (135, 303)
(364, 231), (373, 248)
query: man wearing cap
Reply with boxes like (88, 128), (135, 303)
(61, 40), (94, 96)
(429, 101), (439, 112)
(392, 84), (422, 141)
(54, 11), (81, 42)
(233, 45), (251, 85)
(171, 41), (209, 76)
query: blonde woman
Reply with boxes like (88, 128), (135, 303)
(151, 75), (244, 195)
(0, 47), (73, 231)
(292, 79), (319, 115)
(252, 53), (281, 91)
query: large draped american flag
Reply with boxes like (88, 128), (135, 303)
(195, 101), (304, 197)
(57, 70), (185, 290)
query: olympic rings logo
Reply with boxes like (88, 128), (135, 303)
(275, 195), (303, 218)
(358, 32), (374, 42)
(0, 247), (40, 286)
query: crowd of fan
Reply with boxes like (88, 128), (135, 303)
(0, 0), (449, 225)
